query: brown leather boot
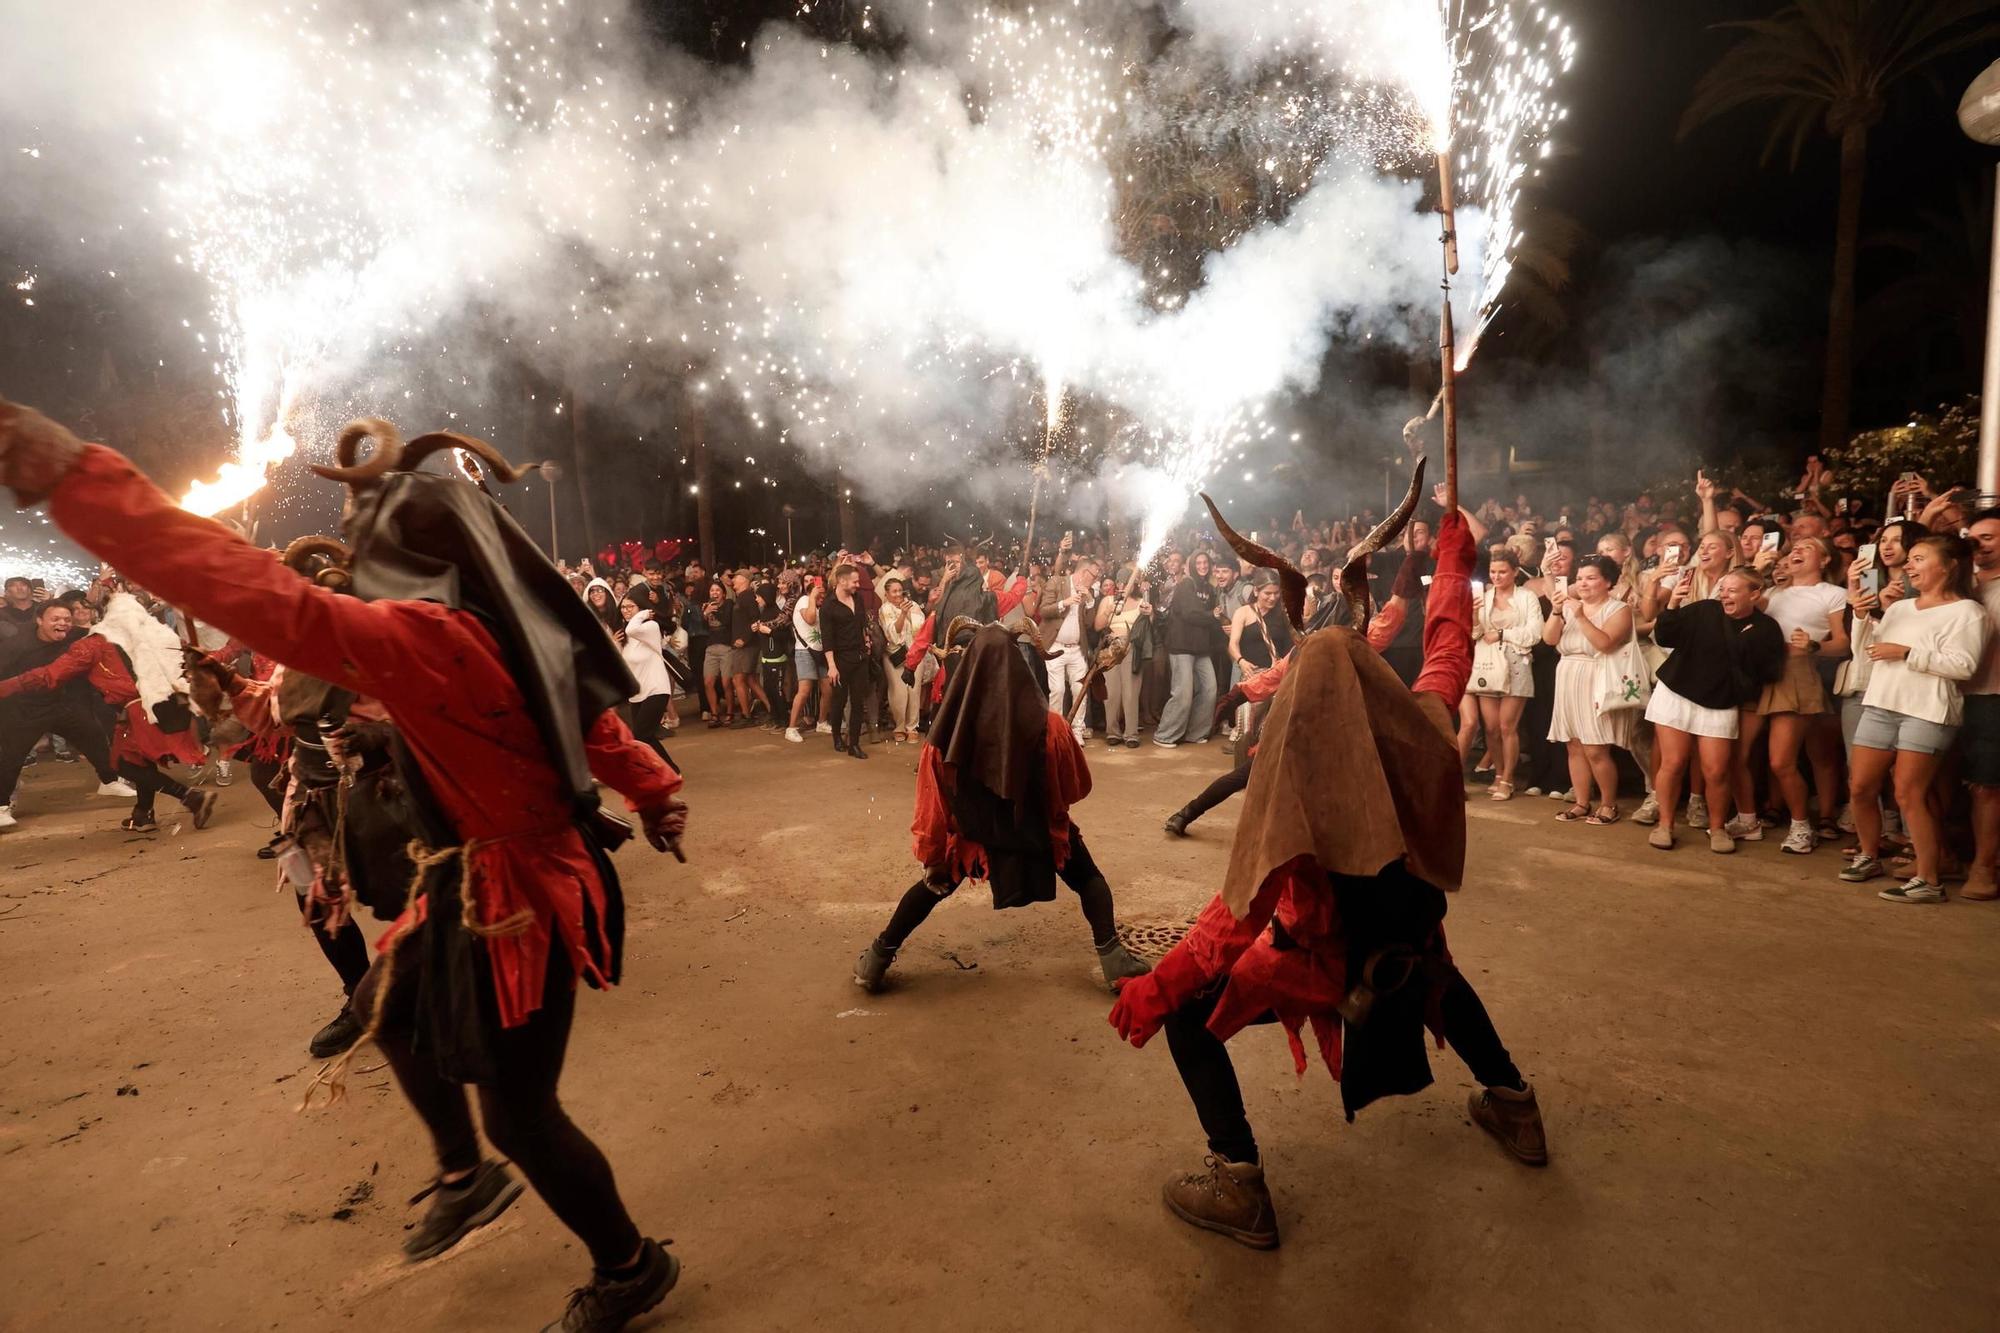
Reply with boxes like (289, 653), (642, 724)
(1469, 1083), (1549, 1166)
(1161, 1155), (1280, 1249)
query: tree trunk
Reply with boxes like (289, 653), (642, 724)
(684, 395), (716, 570)
(837, 472), (859, 551)
(566, 377), (598, 557)
(1819, 122), (1869, 455)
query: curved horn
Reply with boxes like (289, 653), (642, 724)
(1338, 456), (1428, 630)
(931, 614), (982, 660)
(402, 430), (534, 484)
(310, 419), (406, 484)
(1201, 492), (1306, 631)
(281, 535), (354, 590)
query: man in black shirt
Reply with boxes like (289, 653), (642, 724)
(0, 601), (130, 828)
(821, 562), (869, 758)
(727, 570), (773, 726)
(680, 562), (712, 719)
(0, 576), (38, 644)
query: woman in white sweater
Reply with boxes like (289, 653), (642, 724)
(1467, 548), (1545, 800)
(618, 597), (678, 771)
(1841, 535), (1990, 902)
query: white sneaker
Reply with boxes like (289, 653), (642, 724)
(1685, 794), (1708, 829)
(784, 727), (804, 743)
(1834, 802), (1854, 834)
(0, 805), (15, 830)
(1723, 814), (1763, 842)
(1780, 821), (1816, 855)
(96, 779), (138, 798)
(1878, 876), (1944, 905)
(215, 760), (234, 787)
(815, 721), (832, 735)
(1632, 795), (1660, 826)
(1077, 726), (1092, 740)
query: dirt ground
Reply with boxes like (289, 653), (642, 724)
(4, 727), (1999, 1332)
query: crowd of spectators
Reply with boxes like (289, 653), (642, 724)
(560, 456), (2000, 907)
(7, 455), (1999, 909)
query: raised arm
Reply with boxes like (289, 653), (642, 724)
(41, 444), (468, 703)
(1411, 510), (1475, 708)
(0, 634), (98, 698)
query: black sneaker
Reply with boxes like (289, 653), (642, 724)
(308, 1006), (364, 1059)
(1163, 812), (1189, 837)
(542, 1238), (679, 1332)
(403, 1160), (525, 1262)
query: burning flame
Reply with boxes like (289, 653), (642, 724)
(179, 425), (297, 517)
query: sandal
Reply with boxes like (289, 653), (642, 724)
(1556, 804), (1590, 822)
(1489, 780), (1515, 801)
(1585, 805), (1621, 826)
(1815, 820), (1840, 843)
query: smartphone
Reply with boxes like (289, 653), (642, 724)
(1552, 575), (1568, 600)
(1664, 544), (1684, 565)
(1854, 543), (1877, 569)
(1471, 579), (1486, 595)
(29, 578), (45, 592)
(1760, 531), (1782, 553)
(1860, 567), (1885, 599)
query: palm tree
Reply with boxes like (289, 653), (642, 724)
(1679, 0), (2000, 453)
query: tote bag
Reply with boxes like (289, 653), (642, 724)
(1592, 612), (1654, 714)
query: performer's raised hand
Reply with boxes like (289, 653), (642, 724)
(0, 398), (87, 505)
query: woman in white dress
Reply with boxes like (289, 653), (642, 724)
(1467, 548), (1544, 800)
(1543, 554), (1635, 824)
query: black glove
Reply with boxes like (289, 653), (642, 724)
(901, 666), (916, 687)
(1213, 686), (1246, 732)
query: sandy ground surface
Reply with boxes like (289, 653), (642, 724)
(4, 728), (2000, 1333)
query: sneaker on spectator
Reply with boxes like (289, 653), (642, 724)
(1545, 788), (1571, 802)
(784, 727), (804, 743)
(1878, 877), (1944, 905)
(1685, 794), (1708, 829)
(216, 760), (234, 787)
(1077, 726), (1092, 740)
(1723, 814), (1763, 842)
(1647, 826), (1674, 850)
(95, 779), (138, 798)
(1524, 786), (1543, 797)
(0, 805), (15, 830)
(815, 721), (832, 735)
(1780, 821), (1816, 855)
(1839, 854), (1884, 883)
(1757, 811), (1782, 830)
(1959, 868), (1999, 901)
(1834, 802), (1854, 834)
(1632, 795), (1660, 826)
(1882, 808), (1905, 839)
(1707, 828), (1735, 854)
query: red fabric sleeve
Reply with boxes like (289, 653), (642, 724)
(910, 745), (952, 871)
(584, 710), (683, 811)
(224, 675), (283, 738)
(910, 612), (936, 659)
(0, 635), (99, 698)
(1412, 511), (1475, 709)
(1041, 712), (1092, 868)
(1238, 655), (1291, 704)
(49, 445), (499, 704)
(1176, 859), (1295, 983)
(1365, 599), (1407, 652)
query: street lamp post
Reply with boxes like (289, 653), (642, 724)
(1959, 58), (2000, 501)
(537, 460), (562, 559)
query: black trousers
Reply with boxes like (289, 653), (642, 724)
(1163, 969), (1523, 1164)
(876, 829), (1118, 951)
(118, 761), (189, 819)
(351, 940), (642, 1268)
(829, 651), (867, 749)
(250, 757), (286, 817)
(0, 709), (118, 803)
(627, 695), (678, 773)
(1176, 759), (1252, 829)
(297, 897), (371, 994)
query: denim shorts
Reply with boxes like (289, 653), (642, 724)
(794, 648), (823, 681)
(1851, 704), (1957, 756)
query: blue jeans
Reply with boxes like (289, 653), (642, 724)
(1156, 652), (1216, 745)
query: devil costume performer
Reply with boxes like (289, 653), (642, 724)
(853, 622), (1151, 994)
(1108, 481), (1547, 1252)
(0, 403), (689, 1333)
(0, 591), (215, 831)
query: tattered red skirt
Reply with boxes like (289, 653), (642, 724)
(112, 701), (205, 769)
